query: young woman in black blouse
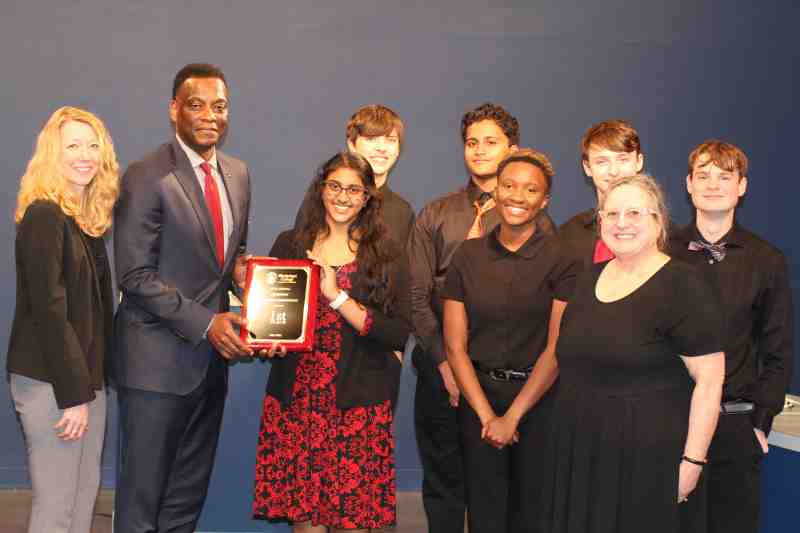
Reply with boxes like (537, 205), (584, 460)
(252, 152), (410, 533)
(442, 148), (577, 533)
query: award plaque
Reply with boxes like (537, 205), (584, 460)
(239, 257), (320, 351)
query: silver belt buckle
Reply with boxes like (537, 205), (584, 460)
(720, 401), (755, 414)
(508, 370), (529, 380)
(489, 369), (511, 381)
(489, 368), (529, 381)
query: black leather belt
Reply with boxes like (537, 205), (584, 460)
(720, 400), (755, 414)
(471, 361), (532, 382)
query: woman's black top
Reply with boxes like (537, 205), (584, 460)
(7, 200), (113, 408)
(263, 229), (411, 409)
(442, 226), (578, 370)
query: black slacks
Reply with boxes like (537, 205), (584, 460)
(458, 373), (553, 533)
(114, 358), (227, 533)
(680, 412), (764, 533)
(413, 345), (466, 533)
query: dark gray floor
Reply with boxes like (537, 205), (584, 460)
(0, 490), (428, 532)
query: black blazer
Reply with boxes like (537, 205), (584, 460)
(265, 230), (411, 409)
(6, 200), (113, 409)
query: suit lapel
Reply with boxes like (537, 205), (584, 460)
(217, 151), (244, 268)
(169, 141), (219, 269)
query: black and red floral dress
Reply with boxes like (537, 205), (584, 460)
(252, 262), (396, 529)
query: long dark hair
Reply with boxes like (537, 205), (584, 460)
(296, 152), (396, 311)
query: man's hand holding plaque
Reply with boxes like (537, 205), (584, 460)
(208, 312), (252, 359)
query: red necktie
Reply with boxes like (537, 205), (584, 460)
(200, 162), (225, 267)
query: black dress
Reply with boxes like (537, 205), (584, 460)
(541, 260), (723, 533)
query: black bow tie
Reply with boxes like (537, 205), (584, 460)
(688, 240), (727, 262)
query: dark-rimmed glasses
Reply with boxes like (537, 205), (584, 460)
(323, 180), (368, 199)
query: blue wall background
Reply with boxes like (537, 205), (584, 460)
(0, 1), (797, 531)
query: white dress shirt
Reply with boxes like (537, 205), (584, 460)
(175, 134), (233, 260)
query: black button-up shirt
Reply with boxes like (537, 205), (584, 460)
(408, 179), (556, 365)
(558, 208), (598, 267)
(668, 223), (794, 433)
(441, 226), (577, 370)
(293, 181), (415, 248)
(379, 185), (416, 247)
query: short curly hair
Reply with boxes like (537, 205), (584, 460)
(172, 63), (228, 98)
(461, 103), (520, 146)
(496, 148), (556, 193)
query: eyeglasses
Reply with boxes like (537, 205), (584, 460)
(597, 207), (658, 225)
(323, 180), (368, 199)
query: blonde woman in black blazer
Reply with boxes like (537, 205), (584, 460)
(6, 106), (119, 533)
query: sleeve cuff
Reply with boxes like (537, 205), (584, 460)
(357, 309), (374, 336)
(751, 407), (775, 435)
(54, 387), (96, 410)
(430, 337), (447, 366)
(202, 317), (213, 340)
(414, 333), (447, 365)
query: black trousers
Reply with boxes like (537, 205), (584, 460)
(458, 374), (553, 533)
(114, 358), (227, 533)
(680, 413), (764, 533)
(413, 345), (466, 533)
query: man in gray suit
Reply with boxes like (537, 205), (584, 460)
(112, 63), (252, 533)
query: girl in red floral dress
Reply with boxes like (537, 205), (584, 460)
(253, 152), (410, 532)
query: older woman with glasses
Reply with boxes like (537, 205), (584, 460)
(540, 174), (725, 533)
(252, 152), (410, 533)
